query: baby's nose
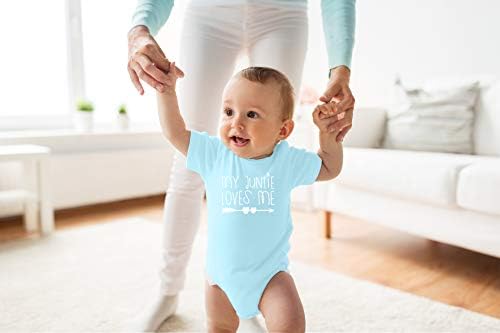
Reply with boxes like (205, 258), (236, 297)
(232, 116), (245, 129)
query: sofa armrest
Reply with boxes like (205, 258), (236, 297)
(343, 107), (387, 148)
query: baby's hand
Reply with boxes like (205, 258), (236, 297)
(312, 102), (345, 135)
(163, 61), (183, 92)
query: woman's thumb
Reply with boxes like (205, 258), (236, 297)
(319, 94), (331, 103)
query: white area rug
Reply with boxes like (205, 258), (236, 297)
(1, 219), (499, 332)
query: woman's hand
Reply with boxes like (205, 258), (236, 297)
(319, 66), (355, 142)
(127, 25), (185, 95)
(312, 101), (344, 135)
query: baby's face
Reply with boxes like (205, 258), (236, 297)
(219, 77), (292, 159)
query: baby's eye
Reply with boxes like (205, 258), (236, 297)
(224, 108), (233, 116)
(247, 111), (259, 119)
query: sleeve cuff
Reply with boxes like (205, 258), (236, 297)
(186, 130), (199, 172)
(131, 14), (156, 35)
(309, 154), (323, 185)
(327, 39), (354, 71)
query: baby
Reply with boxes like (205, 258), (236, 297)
(157, 62), (343, 333)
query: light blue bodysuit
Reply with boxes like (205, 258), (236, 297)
(186, 131), (322, 318)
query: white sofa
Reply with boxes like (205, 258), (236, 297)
(313, 81), (500, 258)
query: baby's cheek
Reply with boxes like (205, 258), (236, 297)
(219, 123), (228, 135)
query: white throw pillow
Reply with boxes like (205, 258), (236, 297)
(383, 78), (480, 154)
(474, 80), (500, 156)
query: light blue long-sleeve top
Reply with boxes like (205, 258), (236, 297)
(131, 0), (355, 70)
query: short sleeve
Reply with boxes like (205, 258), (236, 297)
(287, 145), (322, 189)
(186, 131), (222, 178)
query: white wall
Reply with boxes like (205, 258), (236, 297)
(303, 0), (500, 106)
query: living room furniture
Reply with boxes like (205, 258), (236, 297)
(313, 81), (500, 259)
(0, 145), (54, 234)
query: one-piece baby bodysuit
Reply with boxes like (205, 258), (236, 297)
(186, 130), (322, 319)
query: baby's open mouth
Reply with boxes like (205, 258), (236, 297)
(230, 136), (250, 147)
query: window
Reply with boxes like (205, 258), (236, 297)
(0, 0), (187, 131)
(0, 0), (70, 129)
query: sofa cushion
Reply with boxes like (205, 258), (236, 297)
(383, 79), (479, 154)
(456, 159), (500, 215)
(336, 148), (480, 207)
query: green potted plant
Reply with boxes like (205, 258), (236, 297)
(116, 103), (129, 130)
(75, 99), (94, 132)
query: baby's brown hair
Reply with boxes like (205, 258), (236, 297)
(236, 67), (295, 120)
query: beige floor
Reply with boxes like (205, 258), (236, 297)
(1, 195), (499, 318)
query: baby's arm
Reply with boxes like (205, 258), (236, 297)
(313, 102), (344, 181)
(156, 62), (190, 156)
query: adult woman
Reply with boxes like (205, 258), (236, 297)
(127, 1), (355, 331)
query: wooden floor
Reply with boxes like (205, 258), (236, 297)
(1, 195), (500, 319)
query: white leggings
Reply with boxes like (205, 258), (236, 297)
(160, 1), (308, 295)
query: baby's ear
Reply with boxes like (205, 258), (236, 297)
(279, 119), (294, 140)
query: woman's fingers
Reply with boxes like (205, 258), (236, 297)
(327, 117), (351, 133)
(336, 124), (352, 142)
(314, 103), (350, 134)
(129, 61), (165, 92)
(134, 53), (170, 84)
(139, 42), (170, 71)
(127, 65), (144, 95)
(337, 86), (355, 114)
(316, 103), (343, 121)
(139, 44), (183, 81)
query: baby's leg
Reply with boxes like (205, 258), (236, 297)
(205, 281), (240, 333)
(259, 271), (305, 333)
